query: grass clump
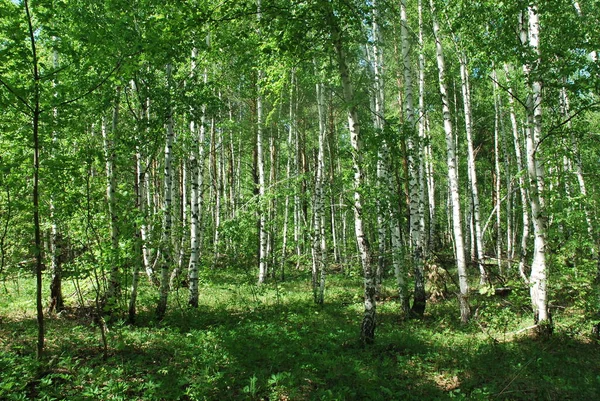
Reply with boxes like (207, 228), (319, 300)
(1, 269), (599, 400)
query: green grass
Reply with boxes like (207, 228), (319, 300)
(1, 269), (599, 400)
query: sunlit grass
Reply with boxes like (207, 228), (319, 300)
(1, 267), (599, 400)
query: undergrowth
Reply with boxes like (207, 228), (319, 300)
(1, 268), (599, 400)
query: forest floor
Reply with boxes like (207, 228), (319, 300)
(1, 267), (599, 400)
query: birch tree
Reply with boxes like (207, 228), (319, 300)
(103, 88), (121, 308)
(312, 72), (327, 304)
(157, 64), (175, 320)
(326, 3), (376, 343)
(457, 52), (486, 285)
(522, 5), (550, 329)
(401, 0), (426, 317)
(256, 0), (269, 284)
(188, 47), (202, 307)
(504, 64), (530, 283)
(431, 0), (470, 322)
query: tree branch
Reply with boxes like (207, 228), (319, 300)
(537, 101), (600, 151)
(48, 54), (129, 110)
(488, 73), (528, 110)
(0, 76), (34, 113)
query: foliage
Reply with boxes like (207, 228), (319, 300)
(2, 270), (600, 400)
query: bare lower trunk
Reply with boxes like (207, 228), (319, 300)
(103, 90), (121, 308)
(129, 138), (143, 323)
(523, 6), (550, 329)
(431, 0), (469, 322)
(188, 51), (205, 308)
(504, 64), (530, 283)
(256, 0), (268, 284)
(328, 5), (376, 343)
(402, 0), (425, 318)
(458, 54), (486, 285)
(312, 75), (327, 304)
(48, 45), (64, 314)
(157, 64), (175, 319)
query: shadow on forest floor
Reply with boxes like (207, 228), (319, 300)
(1, 271), (600, 400)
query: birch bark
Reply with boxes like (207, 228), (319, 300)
(103, 88), (121, 307)
(401, 0), (425, 317)
(523, 5), (550, 328)
(256, 0), (268, 284)
(504, 65), (530, 283)
(328, 6), (376, 343)
(373, 0), (387, 291)
(188, 48), (201, 307)
(280, 69), (296, 280)
(157, 64), (175, 319)
(458, 54), (486, 285)
(431, 0), (470, 322)
(128, 79), (145, 322)
(312, 75), (327, 304)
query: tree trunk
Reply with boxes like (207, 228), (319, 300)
(129, 134), (143, 323)
(458, 54), (486, 285)
(128, 79), (145, 322)
(280, 69), (296, 280)
(157, 64), (175, 320)
(431, 0), (470, 323)
(103, 88), (121, 309)
(328, 5), (376, 343)
(372, 0), (387, 293)
(312, 74), (327, 304)
(256, 0), (268, 284)
(504, 64), (530, 283)
(48, 44), (64, 314)
(189, 51), (206, 308)
(25, 0), (44, 358)
(523, 6), (550, 329)
(403, 0), (425, 318)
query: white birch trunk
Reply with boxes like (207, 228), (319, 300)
(256, 0), (268, 284)
(216, 123), (224, 264)
(294, 106), (302, 270)
(504, 64), (530, 283)
(417, 3), (437, 253)
(524, 6), (550, 328)
(424, 119), (436, 252)
(188, 48), (201, 307)
(493, 76), (502, 274)
(141, 93), (155, 282)
(329, 7), (376, 343)
(459, 55), (486, 284)
(495, 71), (513, 271)
(373, 0), (387, 291)
(129, 79), (145, 322)
(103, 88), (121, 306)
(256, 73), (268, 283)
(431, 0), (470, 322)
(157, 65), (175, 319)
(268, 126), (278, 274)
(129, 135), (143, 322)
(190, 64), (208, 306)
(417, 1), (428, 262)
(312, 76), (327, 304)
(280, 69), (295, 280)
(401, 0), (425, 317)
